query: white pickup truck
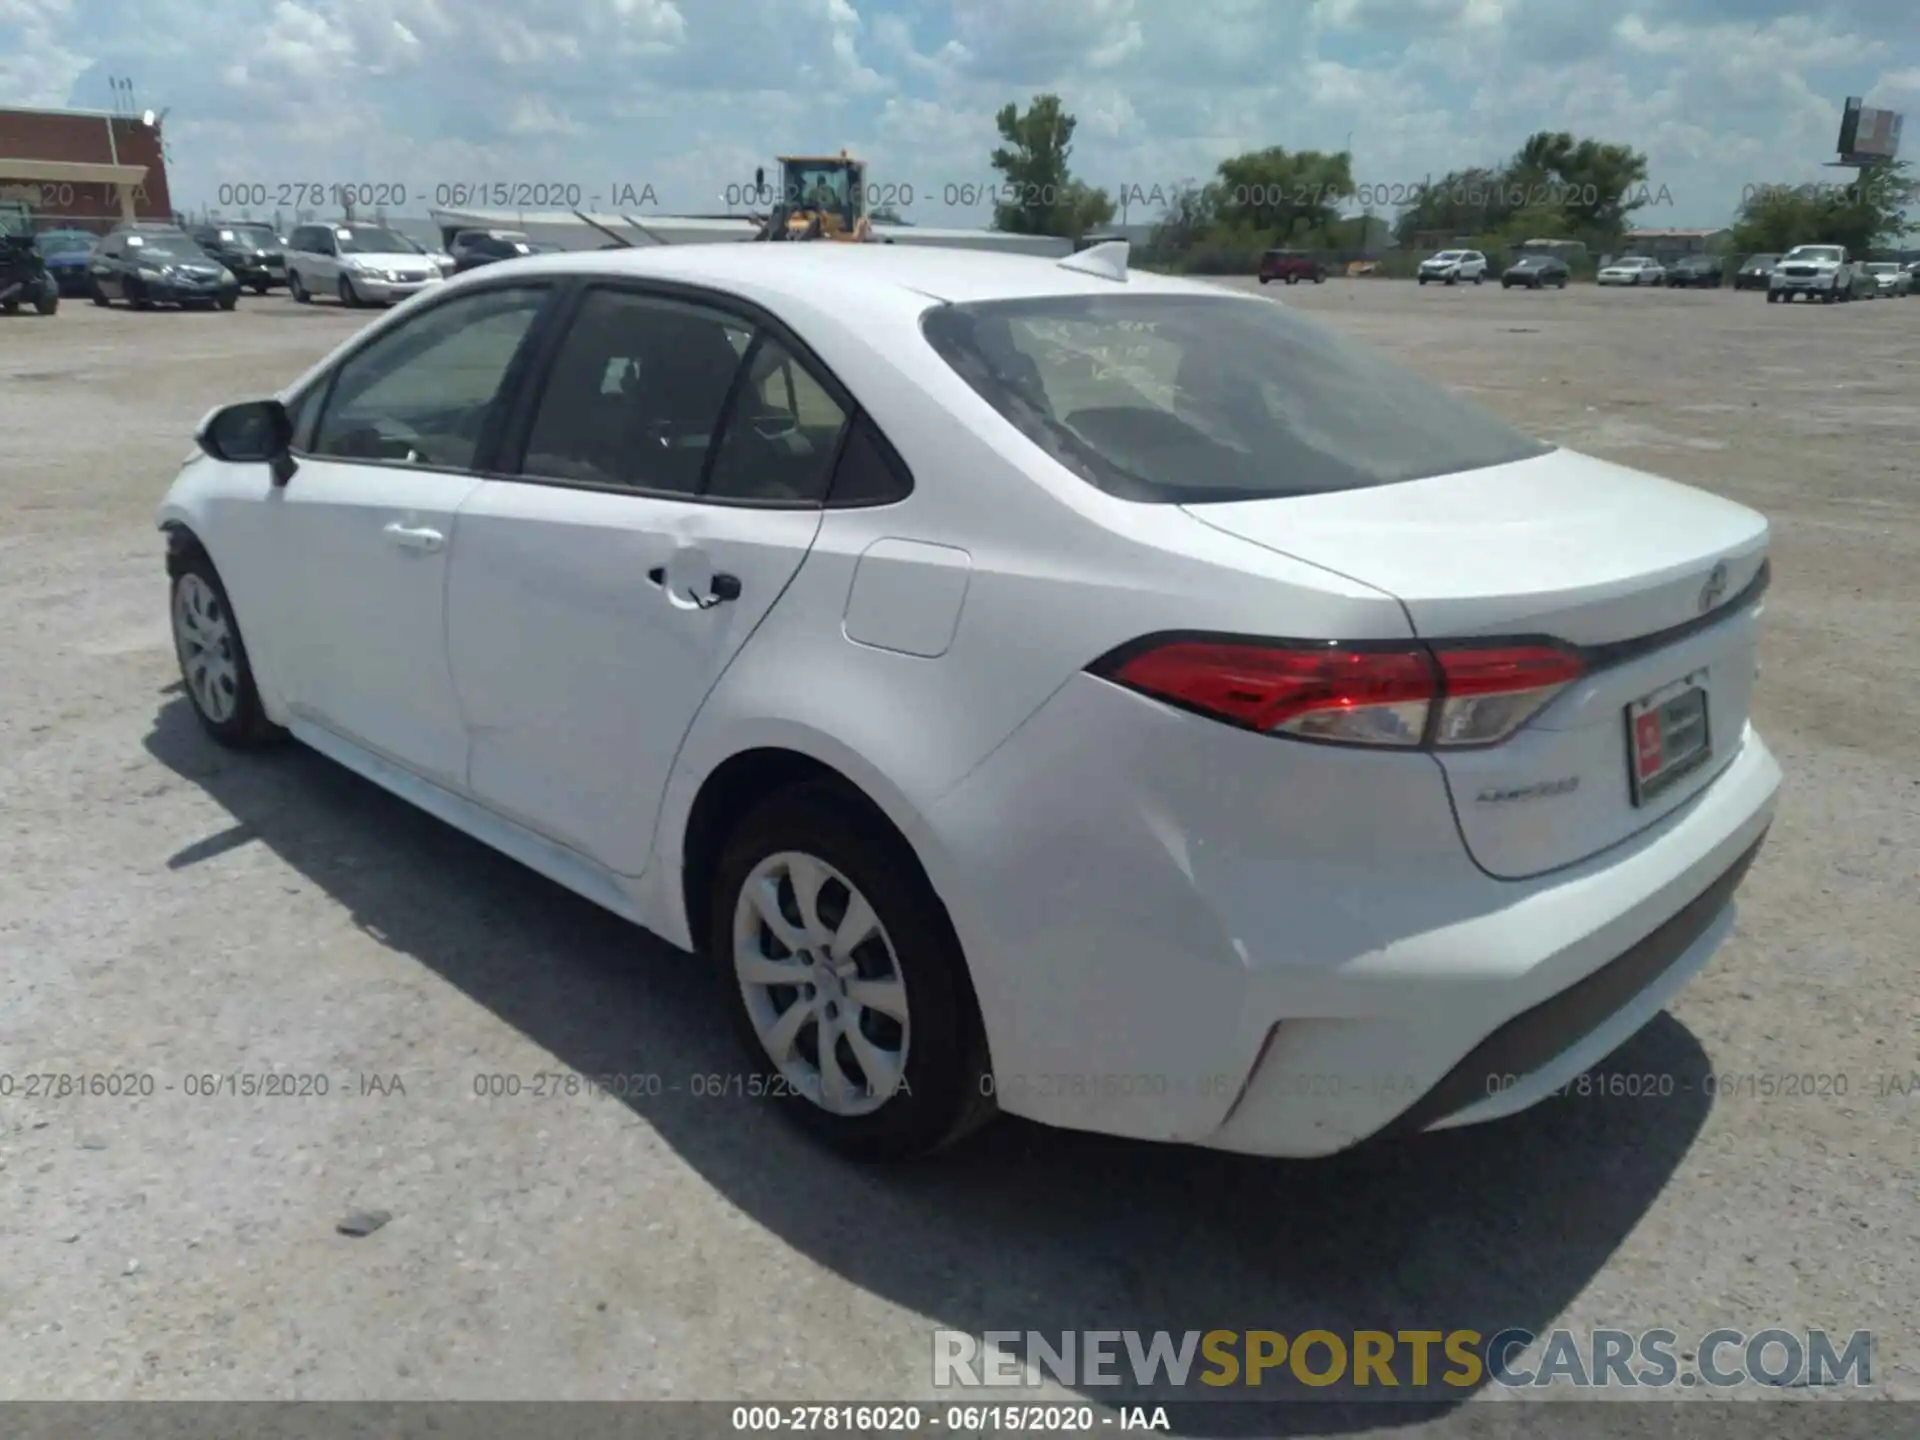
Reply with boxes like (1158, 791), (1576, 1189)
(1767, 244), (1856, 303)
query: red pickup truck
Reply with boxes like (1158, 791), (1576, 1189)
(1257, 248), (1327, 285)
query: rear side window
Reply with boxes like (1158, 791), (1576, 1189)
(827, 413), (913, 506)
(919, 294), (1551, 503)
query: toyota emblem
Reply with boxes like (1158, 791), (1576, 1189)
(1698, 561), (1729, 614)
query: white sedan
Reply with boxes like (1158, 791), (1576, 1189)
(1597, 256), (1667, 285)
(160, 241), (1779, 1161)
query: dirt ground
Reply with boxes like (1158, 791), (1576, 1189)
(1, 278), (1915, 1430)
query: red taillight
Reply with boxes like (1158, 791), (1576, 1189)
(1095, 637), (1584, 748)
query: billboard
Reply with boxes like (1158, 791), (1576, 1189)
(1837, 97), (1903, 164)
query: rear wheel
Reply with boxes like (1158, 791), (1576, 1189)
(710, 783), (992, 1161)
(34, 284), (57, 315)
(217, 293), (237, 311)
(251, 280), (269, 295)
(288, 270), (310, 303)
(90, 278), (110, 306)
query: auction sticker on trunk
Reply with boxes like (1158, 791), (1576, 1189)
(1627, 670), (1711, 806)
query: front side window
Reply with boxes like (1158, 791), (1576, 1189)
(921, 293), (1552, 503)
(311, 286), (548, 469)
(518, 288), (751, 493)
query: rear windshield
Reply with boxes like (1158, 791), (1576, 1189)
(918, 293), (1552, 502)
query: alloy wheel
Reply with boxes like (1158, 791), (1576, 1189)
(172, 573), (240, 723)
(733, 850), (910, 1117)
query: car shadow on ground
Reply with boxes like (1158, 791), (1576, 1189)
(146, 696), (1716, 1435)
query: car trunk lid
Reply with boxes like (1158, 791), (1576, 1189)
(1182, 448), (1770, 878)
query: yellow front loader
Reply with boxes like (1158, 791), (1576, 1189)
(750, 152), (875, 242)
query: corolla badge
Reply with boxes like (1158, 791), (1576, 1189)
(1476, 776), (1580, 804)
(1699, 561), (1730, 614)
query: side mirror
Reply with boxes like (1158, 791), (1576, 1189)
(198, 398), (296, 484)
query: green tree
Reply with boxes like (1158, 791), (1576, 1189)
(1391, 165), (1507, 247)
(1392, 133), (1652, 251)
(1212, 146), (1353, 244)
(988, 94), (1115, 239)
(1728, 161), (1916, 255)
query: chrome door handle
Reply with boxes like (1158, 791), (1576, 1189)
(383, 522), (444, 552)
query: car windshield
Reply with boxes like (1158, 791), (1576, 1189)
(335, 227), (411, 254)
(1866, 263), (1897, 274)
(1744, 255), (1777, 266)
(35, 232), (92, 255)
(1786, 246), (1842, 262)
(128, 235), (207, 261)
(226, 226), (277, 245)
(920, 293), (1552, 504)
(1432, 251), (1463, 260)
(1512, 257), (1546, 266)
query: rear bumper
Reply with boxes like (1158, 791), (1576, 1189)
(928, 675), (1780, 1157)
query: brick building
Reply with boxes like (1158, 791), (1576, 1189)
(0, 106), (172, 232)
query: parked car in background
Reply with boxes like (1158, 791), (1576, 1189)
(1257, 248), (1327, 285)
(158, 242), (1779, 1162)
(399, 232), (458, 277)
(1862, 262), (1911, 297)
(447, 229), (540, 274)
(1665, 255), (1723, 288)
(285, 222), (445, 307)
(1733, 254), (1778, 291)
(1417, 249), (1487, 285)
(88, 224), (238, 310)
(33, 227), (96, 295)
(1767, 244), (1852, 303)
(1500, 254), (1569, 289)
(0, 203), (61, 314)
(1597, 256), (1665, 286)
(191, 222), (287, 293)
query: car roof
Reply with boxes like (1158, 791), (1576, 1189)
(459, 241), (1230, 306)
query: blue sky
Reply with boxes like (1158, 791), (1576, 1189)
(3, 0), (1915, 229)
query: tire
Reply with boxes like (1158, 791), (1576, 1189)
(217, 293), (237, 311)
(0, 298), (15, 314)
(168, 544), (286, 749)
(289, 270), (310, 303)
(709, 782), (993, 1161)
(130, 281), (152, 310)
(1313, 273), (1324, 284)
(1258, 276), (1269, 285)
(1767, 291), (1779, 303)
(337, 275), (359, 307)
(91, 278), (110, 306)
(1418, 276), (1427, 285)
(1473, 273), (1483, 284)
(35, 287), (57, 315)
(251, 280), (269, 295)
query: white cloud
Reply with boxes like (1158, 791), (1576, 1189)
(6, 0), (1916, 229)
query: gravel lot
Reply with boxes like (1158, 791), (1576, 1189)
(1, 278), (1915, 1428)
